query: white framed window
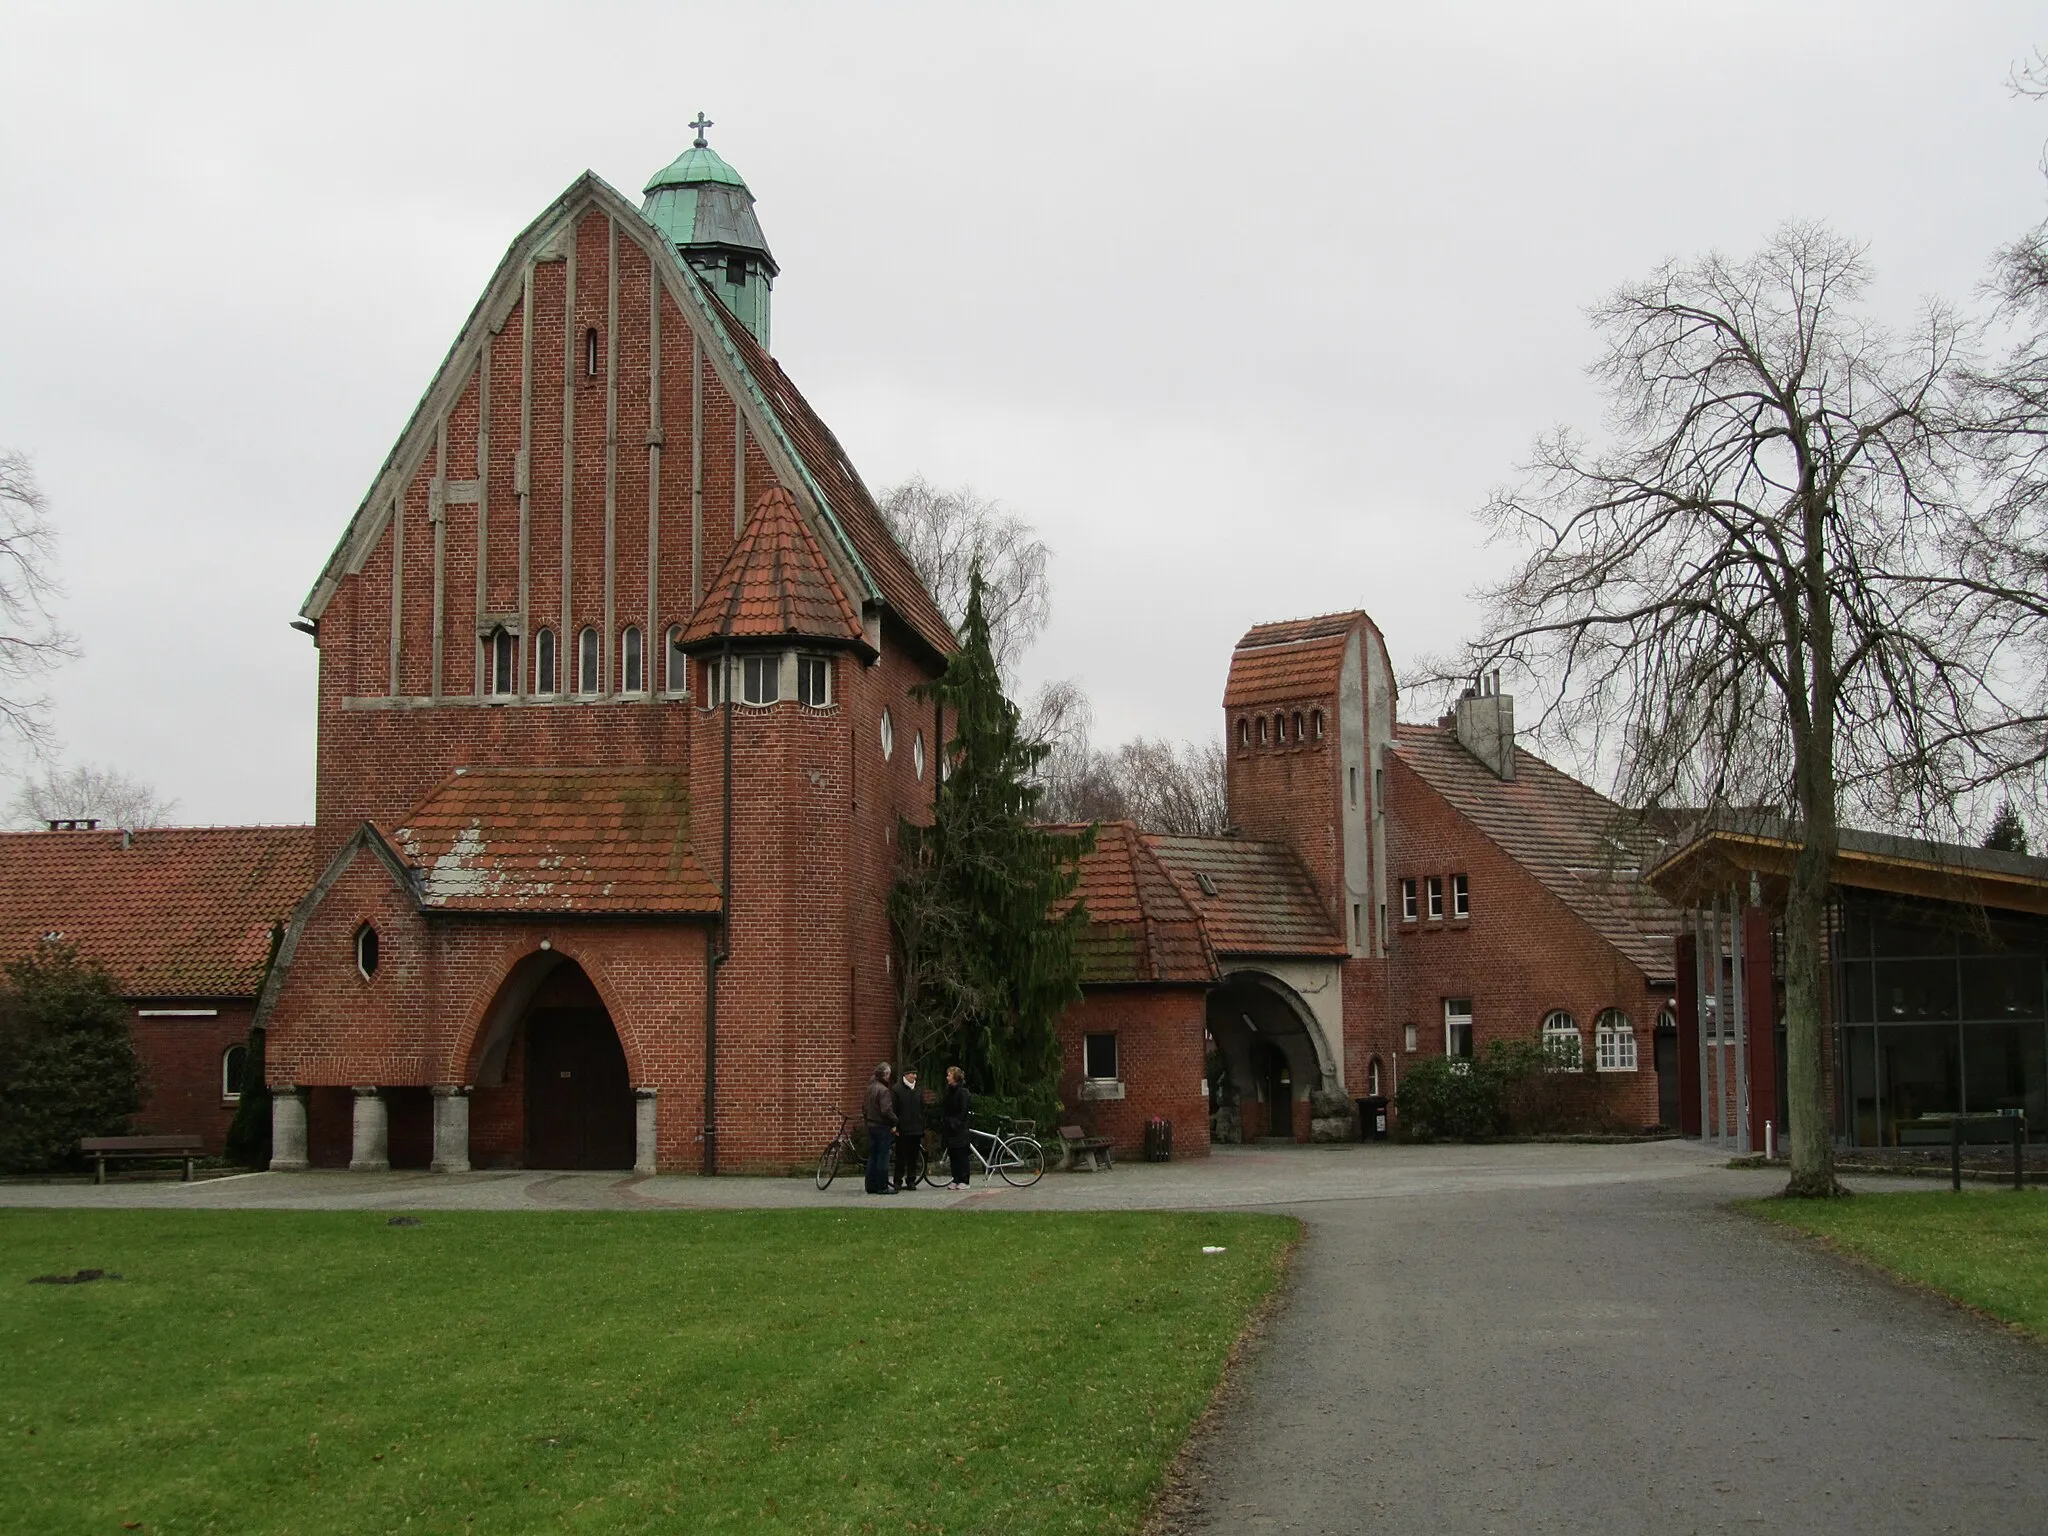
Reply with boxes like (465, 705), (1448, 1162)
(533, 627), (557, 696)
(1084, 1032), (1118, 1080)
(222, 1043), (248, 1103)
(1451, 872), (1470, 919)
(796, 654), (832, 707)
(1541, 1009), (1582, 1069)
(665, 626), (688, 694)
(880, 707), (895, 760)
(1444, 998), (1473, 1060)
(577, 626), (600, 695)
(1426, 876), (1444, 921)
(1401, 878), (1418, 922)
(355, 923), (380, 980)
(740, 653), (779, 705)
(485, 626), (516, 696)
(1367, 1057), (1383, 1096)
(1596, 1010), (1637, 1072)
(913, 730), (926, 780)
(620, 626), (643, 694)
(1404, 1023), (1419, 1052)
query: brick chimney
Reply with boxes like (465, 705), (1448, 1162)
(1454, 673), (1515, 780)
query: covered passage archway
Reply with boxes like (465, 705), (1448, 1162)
(469, 953), (636, 1170)
(1205, 969), (1334, 1142)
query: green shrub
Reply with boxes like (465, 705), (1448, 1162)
(0, 940), (143, 1173)
(1396, 1037), (1571, 1142)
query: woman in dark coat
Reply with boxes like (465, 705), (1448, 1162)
(941, 1065), (972, 1189)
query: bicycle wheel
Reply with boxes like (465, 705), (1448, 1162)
(815, 1137), (843, 1191)
(998, 1136), (1046, 1188)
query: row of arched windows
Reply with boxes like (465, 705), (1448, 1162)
(1236, 709), (1325, 751)
(1538, 1007), (1663, 1072)
(482, 624), (694, 699)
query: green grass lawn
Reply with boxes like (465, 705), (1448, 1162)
(0, 1208), (1293, 1535)
(1748, 1188), (2048, 1338)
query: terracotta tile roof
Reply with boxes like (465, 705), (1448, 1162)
(391, 770), (720, 915)
(1144, 834), (1347, 957)
(1223, 613), (1379, 709)
(1057, 823), (1218, 986)
(683, 486), (865, 647)
(1392, 724), (1679, 979)
(712, 304), (959, 661)
(0, 825), (316, 997)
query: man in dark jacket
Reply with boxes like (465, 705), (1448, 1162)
(862, 1063), (896, 1195)
(890, 1069), (927, 1191)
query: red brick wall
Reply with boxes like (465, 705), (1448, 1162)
(1226, 688), (1344, 932)
(128, 1002), (254, 1154)
(1383, 752), (1671, 1129)
(1058, 986), (1212, 1158)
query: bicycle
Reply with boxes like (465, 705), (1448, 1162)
(927, 1115), (1046, 1188)
(814, 1111), (860, 1190)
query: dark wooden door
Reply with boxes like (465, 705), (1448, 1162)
(1256, 1044), (1293, 1139)
(1654, 1025), (1680, 1130)
(524, 1007), (634, 1169)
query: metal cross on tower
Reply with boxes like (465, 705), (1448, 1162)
(690, 111), (714, 149)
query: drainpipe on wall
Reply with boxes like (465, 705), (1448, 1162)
(704, 637), (734, 1176)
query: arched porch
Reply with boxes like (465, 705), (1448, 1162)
(1205, 969), (1337, 1143)
(464, 952), (640, 1171)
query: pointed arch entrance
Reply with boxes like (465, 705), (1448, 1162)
(469, 953), (634, 1170)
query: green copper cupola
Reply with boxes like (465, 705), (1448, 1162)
(642, 113), (778, 348)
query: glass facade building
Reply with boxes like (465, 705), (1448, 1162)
(1833, 891), (2048, 1145)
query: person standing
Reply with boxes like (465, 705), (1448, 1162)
(891, 1068), (927, 1191)
(941, 1065), (972, 1190)
(862, 1063), (897, 1195)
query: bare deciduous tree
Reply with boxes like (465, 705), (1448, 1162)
(879, 475), (1050, 679)
(0, 453), (78, 754)
(11, 762), (176, 831)
(1433, 224), (2034, 1199)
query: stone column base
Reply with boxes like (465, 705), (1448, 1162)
(349, 1086), (389, 1172)
(431, 1085), (471, 1174)
(269, 1087), (309, 1172)
(634, 1087), (660, 1174)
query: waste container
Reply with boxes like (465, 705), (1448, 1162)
(1143, 1116), (1173, 1162)
(1358, 1095), (1389, 1142)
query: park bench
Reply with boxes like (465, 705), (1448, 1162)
(78, 1135), (203, 1185)
(1057, 1125), (1114, 1173)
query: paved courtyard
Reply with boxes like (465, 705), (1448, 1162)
(9, 1141), (2046, 1532)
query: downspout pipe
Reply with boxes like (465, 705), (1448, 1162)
(704, 637), (734, 1176)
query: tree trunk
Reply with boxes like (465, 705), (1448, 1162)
(1780, 829), (1842, 1197)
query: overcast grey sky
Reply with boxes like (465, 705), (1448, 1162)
(1, 1), (2042, 824)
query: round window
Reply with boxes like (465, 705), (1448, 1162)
(880, 707), (895, 760)
(355, 923), (380, 979)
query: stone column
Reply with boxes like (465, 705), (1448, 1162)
(430, 1085), (471, 1174)
(349, 1086), (389, 1172)
(634, 1087), (660, 1175)
(269, 1087), (309, 1172)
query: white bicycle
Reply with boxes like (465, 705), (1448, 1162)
(926, 1116), (1046, 1188)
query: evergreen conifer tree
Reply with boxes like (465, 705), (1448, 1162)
(0, 939), (143, 1173)
(1984, 800), (2031, 855)
(891, 567), (1091, 1117)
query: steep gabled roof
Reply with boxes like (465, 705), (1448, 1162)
(300, 171), (956, 663)
(681, 486), (866, 648)
(1391, 723), (1678, 980)
(1145, 834), (1347, 957)
(1224, 612), (1373, 709)
(391, 769), (719, 915)
(0, 826), (316, 997)
(1059, 823), (1218, 986)
(710, 300), (958, 661)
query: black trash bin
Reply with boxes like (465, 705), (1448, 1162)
(1144, 1116), (1173, 1162)
(1358, 1095), (1389, 1142)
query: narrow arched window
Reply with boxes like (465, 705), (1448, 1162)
(533, 627), (557, 695)
(1274, 713), (1287, 744)
(621, 626), (643, 693)
(1293, 710), (1305, 743)
(1257, 716), (1269, 747)
(1595, 1009), (1637, 1072)
(355, 923), (379, 979)
(1367, 1056), (1383, 1096)
(585, 327), (600, 377)
(222, 1043), (249, 1102)
(666, 625), (687, 693)
(1541, 1010), (1582, 1070)
(578, 627), (600, 695)
(487, 626), (515, 696)
(1237, 717), (1250, 749)
(1311, 710), (1325, 741)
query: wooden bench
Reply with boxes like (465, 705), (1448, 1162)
(79, 1136), (203, 1185)
(1057, 1125), (1114, 1173)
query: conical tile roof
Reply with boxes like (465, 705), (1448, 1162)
(682, 486), (866, 647)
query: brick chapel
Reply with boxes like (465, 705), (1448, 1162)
(0, 132), (1682, 1172)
